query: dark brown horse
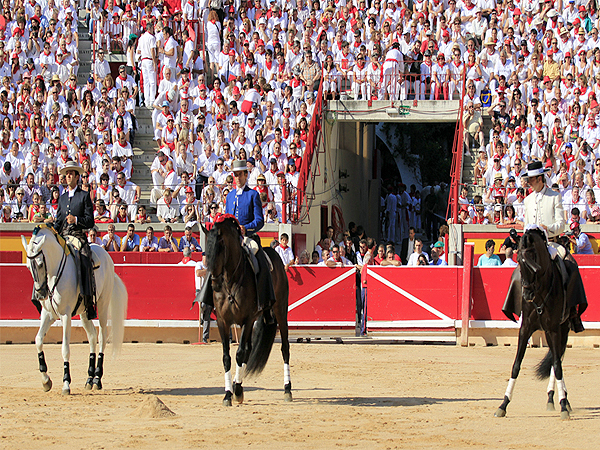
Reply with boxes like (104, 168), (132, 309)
(202, 217), (291, 406)
(495, 228), (574, 420)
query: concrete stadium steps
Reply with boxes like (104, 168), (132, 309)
(461, 112), (494, 199)
(76, 18), (158, 210)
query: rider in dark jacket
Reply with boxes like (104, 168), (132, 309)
(56, 161), (96, 319)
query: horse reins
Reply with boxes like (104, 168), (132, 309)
(212, 237), (247, 306)
(520, 250), (555, 316)
(27, 246), (68, 317)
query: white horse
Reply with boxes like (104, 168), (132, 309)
(21, 226), (128, 395)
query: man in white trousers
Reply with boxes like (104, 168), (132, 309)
(137, 22), (157, 108)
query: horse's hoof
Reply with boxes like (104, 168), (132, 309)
(61, 387), (70, 395)
(284, 392), (293, 402)
(561, 410), (570, 420)
(92, 378), (102, 390)
(85, 377), (94, 390)
(494, 408), (506, 418)
(223, 391), (233, 407)
(547, 402), (555, 411)
(233, 383), (244, 404)
(42, 379), (52, 392)
(566, 400), (572, 413)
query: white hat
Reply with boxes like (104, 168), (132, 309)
(547, 9), (558, 18)
(59, 161), (85, 176)
(247, 112), (255, 119)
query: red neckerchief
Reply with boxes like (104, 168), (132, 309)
(282, 128), (290, 139)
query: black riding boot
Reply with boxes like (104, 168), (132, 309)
(570, 308), (585, 333)
(80, 245), (96, 320)
(255, 250), (276, 325)
(196, 273), (214, 308)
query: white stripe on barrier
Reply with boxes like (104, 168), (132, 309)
(287, 268), (356, 312)
(368, 320), (455, 328)
(367, 269), (453, 321)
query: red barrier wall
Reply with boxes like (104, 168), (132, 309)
(0, 265), (357, 326)
(0, 251), (22, 263)
(2, 264), (599, 325)
(286, 266), (356, 325)
(367, 267), (461, 325)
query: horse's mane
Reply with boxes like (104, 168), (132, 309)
(205, 218), (242, 274)
(519, 228), (547, 252)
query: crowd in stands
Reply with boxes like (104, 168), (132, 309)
(5, 0), (600, 232)
(455, 2), (600, 235)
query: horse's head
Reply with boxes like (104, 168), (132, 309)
(517, 228), (550, 302)
(202, 218), (242, 275)
(21, 231), (49, 299)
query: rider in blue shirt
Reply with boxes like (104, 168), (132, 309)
(197, 160), (276, 324)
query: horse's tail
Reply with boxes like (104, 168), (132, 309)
(110, 274), (128, 358)
(245, 314), (277, 377)
(535, 350), (554, 380)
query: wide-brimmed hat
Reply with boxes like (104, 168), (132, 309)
(231, 159), (248, 172)
(523, 161), (550, 179)
(59, 161), (85, 176)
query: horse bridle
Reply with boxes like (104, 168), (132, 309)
(27, 245), (68, 310)
(520, 248), (555, 316)
(211, 235), (247, 305)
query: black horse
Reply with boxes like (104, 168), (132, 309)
(202, 217), (292, 406)
(495, 228), (584, 420)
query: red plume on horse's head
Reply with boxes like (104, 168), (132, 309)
(214, 213), (239, 225)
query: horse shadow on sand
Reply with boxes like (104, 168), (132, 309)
(297, 396), (497, 407)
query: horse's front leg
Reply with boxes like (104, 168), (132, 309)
(61, 314), (72, 395)
(495, 316), (536, 417)
(546, 329), (570, 420)
(546, 366), (557, 411)
(80, 315), (98, 390)
(36, 308), (55, 392)
(233, 323), (253, 404)
(218, 320), (233, 406)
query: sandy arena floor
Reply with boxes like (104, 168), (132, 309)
(1, 341), (599, 449)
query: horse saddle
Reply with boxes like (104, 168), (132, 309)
(502, 246), (588, 324)
(242, 236), (273, 275)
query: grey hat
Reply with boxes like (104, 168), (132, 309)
(231, 159), (248, 172)
(424, 50), (432, 57)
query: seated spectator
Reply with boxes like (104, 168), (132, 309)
(417, 254), (429, 266)
(88, 227), (103, 246)
(406, 239), (429, 266)
(373, 244), (386, 265)
(119, 223), (140, 252)
(30, 204), (53, 224)
(477, 240), (502, 266)
(134, 205), (152, 224)
(326, 245), (351, 267)
(94, 199), (112, 223)
(430, 242), (448, 266)
(380, 250), (402, 266)
(178, 226), (201, 252)
(141, 226), (159, 252)
(502, 248), (518, 267)
(102, 224), (121, 252)
(158, 225), (179, 252)
(317, 249), (330, 266)
(500, 228), (520, 253)
(157, 188), (181, 223)
(568, 222), (594, 255)
(114, 204), (130, 224)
